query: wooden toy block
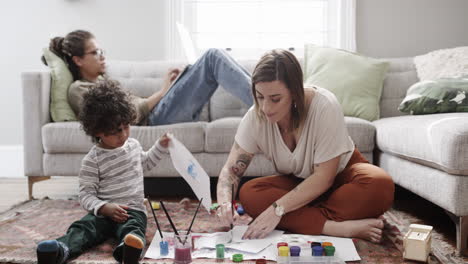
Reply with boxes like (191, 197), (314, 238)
(403, 224), (433, 262)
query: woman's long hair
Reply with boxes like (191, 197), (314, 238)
(41, 30), (94, 81)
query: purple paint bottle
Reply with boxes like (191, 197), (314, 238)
(290, 246), (301, 256)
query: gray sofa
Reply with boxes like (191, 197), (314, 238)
(22, 58), (468, 255)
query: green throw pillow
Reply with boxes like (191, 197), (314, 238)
(303, 45), (389, 121)
(42, 48), (77, 122)
(398, 78), (468, 114)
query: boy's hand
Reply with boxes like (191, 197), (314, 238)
(98, 203), (130, 223)
(159, 133), (171, 148)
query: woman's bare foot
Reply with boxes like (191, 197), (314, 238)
(322, 217), (384, 243)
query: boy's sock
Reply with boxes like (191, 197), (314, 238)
(123, 233), (144, 264)
(37, 240), (69, 264)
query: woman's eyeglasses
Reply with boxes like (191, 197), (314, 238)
(84, 49), (105, 58)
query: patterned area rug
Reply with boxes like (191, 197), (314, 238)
(0, 198), (464, 264)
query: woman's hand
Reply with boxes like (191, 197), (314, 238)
(146, 68), (183, 111)
(167, 68), (181, 82)
(217, 202), (240, 228)
(242, 205), (281, 239)
(98, 203), (130, 223)
(159, 133), (171, 148)
(162, 68), (182, 94)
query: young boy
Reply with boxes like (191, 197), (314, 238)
(36, 79), (170, 264)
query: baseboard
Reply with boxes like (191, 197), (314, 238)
(0, 145), (24, 178)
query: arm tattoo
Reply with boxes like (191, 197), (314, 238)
(218, 177), (238, 199)
(230, 154), (252, 177)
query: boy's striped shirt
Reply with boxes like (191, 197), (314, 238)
(79, 138), (166, 216)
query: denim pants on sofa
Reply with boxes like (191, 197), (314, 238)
(148, 48), (253, 125)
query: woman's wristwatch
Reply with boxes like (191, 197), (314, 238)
(272, 202), (285, 217)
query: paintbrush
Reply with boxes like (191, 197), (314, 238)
(147, 196), (164, 240)
(160, 200), (182, 243)
(183, 198), (203, 245)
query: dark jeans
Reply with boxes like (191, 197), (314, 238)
(57, 209), (147, 262)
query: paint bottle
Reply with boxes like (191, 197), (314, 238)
(322, 242), (333, 247)
(290, 246), (301, 256)
(324, 245), (336, 256)
(159, 239), (169, 256)
(277, 246), (289, 264)
(312, 245), (324, 256)
(310, 242), (321, 248)
(277, 242), (288, 248)
(216, 244), (225, 261)
(236, 204), (245, 215)
(232, 253), (243, 262)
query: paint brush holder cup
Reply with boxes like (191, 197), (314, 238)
(174, 231), (192, 264)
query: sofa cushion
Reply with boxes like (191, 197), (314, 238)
(303, 45), (389, 121)
(42, 122), (206, 154)
(374, 113), (468, 175)
(344, 117), (375, 153)
(414, 46), (468, 81)
(43, 153), (276, 178)
(379, 58), (419, 118)
(209, 59), (257, 121)
(205, 117), (375, 154)
(398, 78), (468, 115)
(42, 48), (77, 122)
(107, 60), (210, 122)
(205, 117), (242, 153)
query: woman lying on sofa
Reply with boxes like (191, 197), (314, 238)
(43, 30), (253, 125)
(216, 49), (395, 243)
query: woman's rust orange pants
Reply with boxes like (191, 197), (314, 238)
(239, 148), (394, 235)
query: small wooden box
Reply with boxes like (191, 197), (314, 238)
(403, 224), (433, 262)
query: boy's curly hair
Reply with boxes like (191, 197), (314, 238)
(79, 79), (136, 143)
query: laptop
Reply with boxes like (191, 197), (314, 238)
(169, 22), (198, 88)
(176, 22), (198, 64)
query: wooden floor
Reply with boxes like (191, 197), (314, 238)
(0, 177), (78, 212)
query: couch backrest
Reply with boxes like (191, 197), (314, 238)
(105, 57), (419, 122)
(379, 57), (419, 118)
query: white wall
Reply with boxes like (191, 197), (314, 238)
(0, 0), (166, 147)
(356, 0), (468, 58)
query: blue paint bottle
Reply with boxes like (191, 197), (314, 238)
(160, 240), (169, 256)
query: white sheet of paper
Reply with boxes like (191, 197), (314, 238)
(144, 231), (360, 261)
(194, 226), (284, 254)
(144, 231), (278, 261)
(192, 244), (278, 261)
(167, 134), (212, 211)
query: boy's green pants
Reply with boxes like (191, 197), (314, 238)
(57, 209), (147, 261)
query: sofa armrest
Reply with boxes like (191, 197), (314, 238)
(22, 71), (51, 176)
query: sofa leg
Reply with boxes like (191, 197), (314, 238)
(446, 211), (468, 256)
(28, 176), (51, 200)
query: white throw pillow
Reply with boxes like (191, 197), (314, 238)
(414, 46), (468, 81)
